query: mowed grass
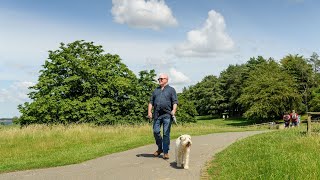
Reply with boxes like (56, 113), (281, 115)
(0, 118), (264, 173)
(207, 124), (320, 179)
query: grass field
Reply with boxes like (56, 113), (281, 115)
(0, 118), (265, 173)
(207, 123), (320, 179)
(3, 117), (318, 179)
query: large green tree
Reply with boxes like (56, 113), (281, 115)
(219, 56), (268, 117)
(309, 86), (320, 112)
(219, 64), (248, 116)
(307, 52), (320, 110)
(135, 70), (158, 119)
(308, 52), (320, 73)
(182, 75), (224, 116)
(238, 59), (301, 122)
(18, 40), (147, 125)
(246, 56), (267, 71)
(280, 54), (313, 112)
(175, 94), (198, 123)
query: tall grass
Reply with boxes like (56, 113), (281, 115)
(207, 124), (320, 179)
(0, 118), (264, 173)
(0, 124), (153, 173)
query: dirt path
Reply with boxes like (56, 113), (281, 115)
(0, 131), (267, 180)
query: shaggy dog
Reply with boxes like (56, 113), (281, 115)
(175, 134), (192, 169)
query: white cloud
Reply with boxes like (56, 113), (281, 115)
(144, 57), (190, 88)
(171, 10), (234, 57)
(0, 81), (34, 117)
(169, 68), (190, 85)
(111, 0), (178, 30)
(0, 8), (177, 116)
(0, 81), (34, 103)
(0, 8), (173, 81)
(155, 68), (190, 93)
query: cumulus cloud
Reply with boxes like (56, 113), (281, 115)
(169, 68), (190, 85)
(144, 57), (190, 85)
(0, 81), (34, 103)
(111, 0), (178, 30)
(171, 10), (234, 57)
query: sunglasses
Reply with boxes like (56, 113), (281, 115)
(158, 78), (167, 81)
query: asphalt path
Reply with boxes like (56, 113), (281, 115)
(0, 131), (267, 180)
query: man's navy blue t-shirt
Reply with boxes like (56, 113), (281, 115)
(150, 85), (178, 119)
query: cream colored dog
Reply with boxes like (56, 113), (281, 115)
(175, 134), (192, 169)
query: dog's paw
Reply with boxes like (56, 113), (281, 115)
(177, 163), (182, 168)
(184, 166), (189, 169)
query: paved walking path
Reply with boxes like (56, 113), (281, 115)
(0, 131), (267, 180)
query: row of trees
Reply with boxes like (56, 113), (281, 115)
(18, 40), (196, 125)
(181, 54), (320, 122)
(17, 40), (320, 125)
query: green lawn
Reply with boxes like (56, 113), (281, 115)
(207, 124), (320, 179)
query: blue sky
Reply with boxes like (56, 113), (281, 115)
(0, 0), (319, 118)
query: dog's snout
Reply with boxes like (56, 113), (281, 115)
(187, 141), (191, 147)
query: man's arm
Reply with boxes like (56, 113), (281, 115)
(170, 87), (178, 116)
(148, 90), (155, 119)
(171, 104), (177, 116)
(148, 103), (153, 119)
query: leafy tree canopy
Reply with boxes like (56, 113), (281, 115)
(219, 64), (248, 116)
(182, 75), (223, 116)
(280, 54), (313, 112)
(238, 59), (302, 121)
(18, 40), (197, 125)
(18, 40), (152, 125)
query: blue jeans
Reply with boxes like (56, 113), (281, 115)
(153, 116), (172, 154)
(292, 121), (298, 126)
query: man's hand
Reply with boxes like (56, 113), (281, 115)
(172, 116), (177, 125)
(147, 103), (153, 120)
(171, 104), (177, 116)
(147, 112), (153, 119)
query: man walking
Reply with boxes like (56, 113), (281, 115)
(148, 73), (178, 159)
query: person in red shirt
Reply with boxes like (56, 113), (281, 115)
(290, 110), (299, 127)
(283, 112), (291, 128)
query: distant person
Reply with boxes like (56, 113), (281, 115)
(222, 114), (225, 120)
(148, 73), (178, 159)
(283, 112), (291, 128)
(297, 115), (301, 126)
(290, 110), (299, 127)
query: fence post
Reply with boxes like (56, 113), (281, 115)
(307, 113), (311, 135)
